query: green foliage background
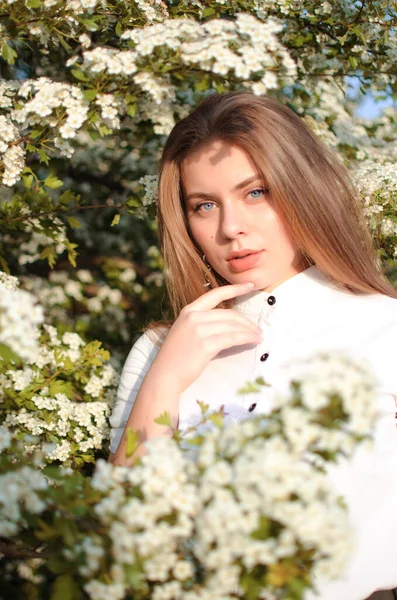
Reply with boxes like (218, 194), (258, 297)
(0, 0), (397, 597)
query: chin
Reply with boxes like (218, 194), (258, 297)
(232, 277), (261, 290)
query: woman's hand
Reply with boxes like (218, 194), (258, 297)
(112, 282), (262, 465)
(146, 282), (263, 396)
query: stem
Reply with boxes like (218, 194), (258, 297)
(31, 369), (63, 394)
(8, 203), (122, 224)
(0, 541), (50, 560)
(354, 0), (367, 23)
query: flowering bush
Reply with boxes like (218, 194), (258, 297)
(0, 271), (119, 467)
(0, 0), (396, 596)
(0, 353), (378, 600)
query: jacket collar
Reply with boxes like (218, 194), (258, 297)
(233, 265), (340, 315)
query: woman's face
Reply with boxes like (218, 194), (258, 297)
(181, 140), (304, 292)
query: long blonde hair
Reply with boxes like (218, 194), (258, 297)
(156, 91), (396, 323)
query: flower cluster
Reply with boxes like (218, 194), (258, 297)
(18, 216), (69, 266)
(0, 427), (48, 537)
(139, 174), (158, 206)
(67, 353), (377, 600)
(0, 77), (92, 186)
(15, 77), (89, 141)
(354, 160), (397, 256)
(0, 318), (119, 466)
(0, 271), (44, 362)
(0, 349), (381, 598)
(95, 94), (124, 130)
(0, 114), (25, 186)
(79, 13), (296, 134)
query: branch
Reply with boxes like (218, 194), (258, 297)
(0, 541), (50, 560)
(7, 203), (123, 224)
(354, 0), (367, 24)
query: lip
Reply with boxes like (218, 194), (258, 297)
(227, 249), (262, 261)
(227, 249), (264, 273)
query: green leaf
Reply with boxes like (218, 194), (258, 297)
(38, 148), (50, 165)
(197, 400), (210, 414)
(1, 43), (18, 65)
(293, 35), (305, 48)
(22, 174), (34, 189)
(40, 246), (57, 268)
(81, 18), (99, 31)
(45, 176), (63, 189)
(214, 81), (225, 94)
(83, 89), (97, 101)
(154, 411), (173, 428)
(67, 242), (78, 267)
(208, 412), (224, 428)
(111, 213), (120, 227)
(59, 189), (79, 207)
(0, 255), (9, 274)
(71, 69), (89, 82)
(49, 380), (74, 398)
(125, 427), (140, 458)
(349, 56), (358, 69)
(195, 78), (210, 92)
(30, 129), (42, 140)
(35, 519), (60, 542)
(238, 381), (261, 395)
(203, 7), (216, 17)
(0, 343), (22, 366)
(27, 0), (43, 7)
(51, 574), (81, 600)
(126, 197), (140, 208)
(255, 376), (269, 387)
(127, 103), (137, 117)
(115, 22), (122, 36)
(58, 35), (72, 52)
(67, 216), (81, 229)
(98, 124), (112, 137)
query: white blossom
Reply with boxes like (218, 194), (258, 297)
(0, 272), (44, 362)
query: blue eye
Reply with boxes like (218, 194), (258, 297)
(195, 202), (215, 212)
(249, 189), (265, 199)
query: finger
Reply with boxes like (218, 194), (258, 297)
(206, 330), (263, 355)
(191, 309), (262, 334)
(187, 282), (255, 312)
(192, 321), (263, 343)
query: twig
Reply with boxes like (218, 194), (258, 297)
(354, 0), (367, 23)
(7, 203), (123, 224)
(0, 541), (50, 560)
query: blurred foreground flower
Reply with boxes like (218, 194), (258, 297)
(0, 353), (378, 600)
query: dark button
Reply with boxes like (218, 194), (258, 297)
(260, 353), (269, 362)
(267, 295), (276, 306)
(248, 403), (257, 412)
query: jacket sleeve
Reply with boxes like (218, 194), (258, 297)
(305, 390), (397, 600)
(109, 332), (160, 454)
(305, 308), (397, 600)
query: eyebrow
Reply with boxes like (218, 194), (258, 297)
(184, 175), (263, 203)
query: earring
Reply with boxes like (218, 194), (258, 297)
(202, 254), (212, 288)
(202, 254), (212, 271)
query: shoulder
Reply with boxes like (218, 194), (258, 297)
(354, 292), (397, 323)
(329, 285), (397, 323)
(122, 326), (168, 374)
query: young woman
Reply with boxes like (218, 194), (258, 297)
(109, 92), (397, 600)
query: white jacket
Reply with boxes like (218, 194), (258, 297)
(110, 266), (397, 600)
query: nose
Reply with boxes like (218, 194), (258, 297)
(219, 201), (247, 240)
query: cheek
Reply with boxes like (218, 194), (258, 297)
(189, 221), (215, 252)
(266, 212), (296, 251)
